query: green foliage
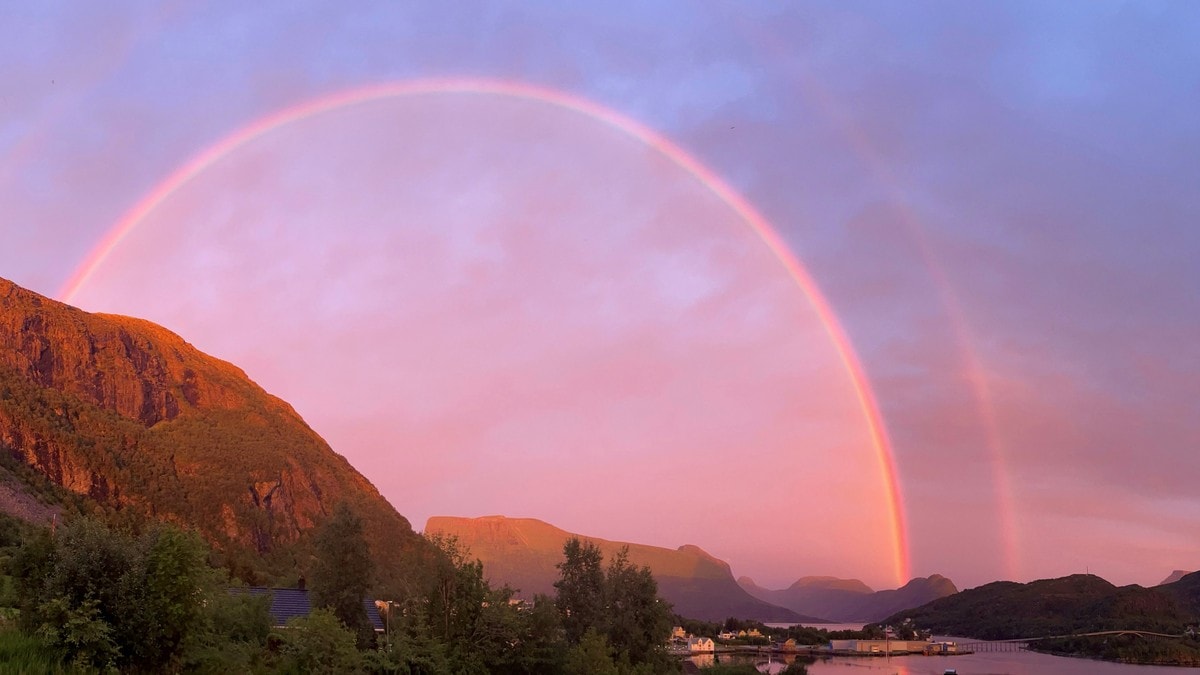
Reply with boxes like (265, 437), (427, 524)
(9, 515), (267, 671)
(277, 607), (364, 674)
(119, 526), (215, 666)
(36, 596), (120, 671)
(0, 624), (81, 674)
(181, 590), (274, 674)
(311, 502), (375, 644)
(382, 534), (569, 675)
(565, 628), (618, 675)
(1037, 633), (1200, 666)
(423, 534), (487, 648)
(0, 511), (23, 548)
(603, 548), (674, 665)
(555, 537), (605, 644)
(554, 539), (676, 674)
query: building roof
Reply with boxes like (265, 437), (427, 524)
(231, 587), (384, 630)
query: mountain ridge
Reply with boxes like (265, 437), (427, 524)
(426, 514), (818, 622)
(876, 573), (1200, 665)
(738, 573), (957, 622)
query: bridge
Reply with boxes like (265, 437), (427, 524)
(956, 630), (1186, 653)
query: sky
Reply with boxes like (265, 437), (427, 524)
(2, 1), (1198, 592)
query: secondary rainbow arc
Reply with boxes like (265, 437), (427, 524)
(59, 78), (911, 584)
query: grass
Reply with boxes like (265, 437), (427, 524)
(0, 624), (79, 674)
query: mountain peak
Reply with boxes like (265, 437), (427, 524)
(1159, 570), (1193, 586)
(788, 575), (874, 593)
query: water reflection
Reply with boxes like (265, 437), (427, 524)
(702, 651), (1199, 674)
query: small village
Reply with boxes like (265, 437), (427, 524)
(667, 624), (962, 658)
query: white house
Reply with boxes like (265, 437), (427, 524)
(687, 637), (715, 652)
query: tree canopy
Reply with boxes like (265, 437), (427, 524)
(310, 501), (375, 644)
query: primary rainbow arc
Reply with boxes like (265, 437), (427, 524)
(59, 77), (912, 585)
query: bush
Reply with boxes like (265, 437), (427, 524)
(277, 608), (364, 673)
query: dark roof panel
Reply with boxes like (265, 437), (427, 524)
(231, 587), (383, 630)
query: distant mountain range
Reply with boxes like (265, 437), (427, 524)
(879, 572), (1200, 666)
(882, 572), (1200, 640)
(738, 573), (958, 622)
(426, 515), (821, 622)
(0, 277), (426, 590)
(1160, 570), (1194, 586)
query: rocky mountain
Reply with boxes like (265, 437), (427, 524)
(426, 515), (818, 622)
(738, 574), (957, 622)
(0, 277), (424, 587)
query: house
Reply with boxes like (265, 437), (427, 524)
(717, 631), (737, 640)
(778, 638), (798, 652)
(671, 626), (688, 639)
(230, 587), (384, 631)
(687, 637), (715, 652)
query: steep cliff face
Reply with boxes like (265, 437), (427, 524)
(0, 277), (421, 583)
(426, 515), (815, 622)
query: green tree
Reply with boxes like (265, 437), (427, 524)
(311, 502), (375, 643)
(382, 597), (452, 675)
(555, 538), (605, 644)
(11, 517), (221, 671)
(181, 590), (273, 674)
(565, 628), (618, 675)
(119, 526), (214, 668)
(512, 594), (567, 674)
(602, 547), (673, 665)
(424, 534), (488, 648)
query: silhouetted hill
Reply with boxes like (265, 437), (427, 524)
(739, 574), (956, 622)
(880, 573), (1200, 666)
(1160, 571), (1200, 616)
(426, 515), (818, 622)
(881, 573), (1198, 640)
(0, 277), (425, 589)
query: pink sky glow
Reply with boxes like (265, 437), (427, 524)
(4, 3), (1198, 592)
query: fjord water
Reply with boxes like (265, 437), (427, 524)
(712, 649), (1199, 674)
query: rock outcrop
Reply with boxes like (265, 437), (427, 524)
(0, 277), (422, 585)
